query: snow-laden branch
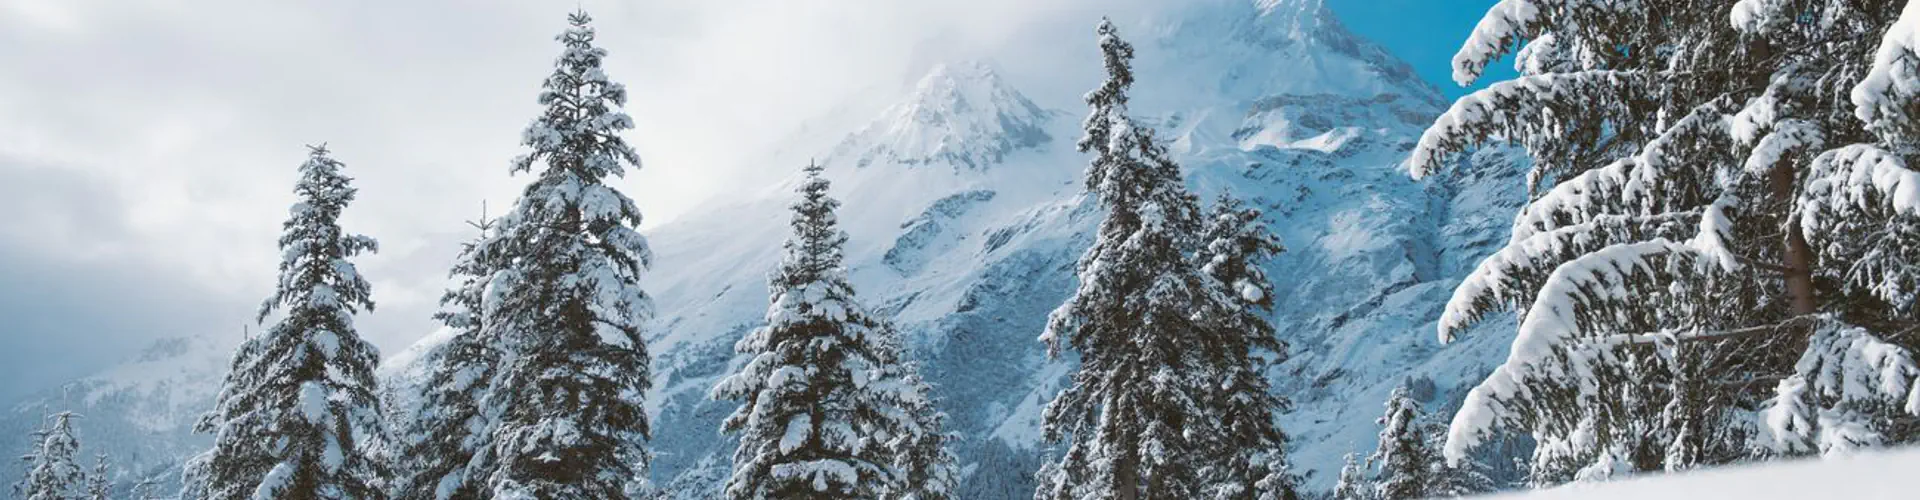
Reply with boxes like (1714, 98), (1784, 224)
(1440, 212), (1698, 342)
(1409, 70), (1646, 179)
(1446, 239), (1703, 464)
(1854, 0), (1920, 143)
(1453, 0), (1549, 86)
(1761, 318), (1920, 455)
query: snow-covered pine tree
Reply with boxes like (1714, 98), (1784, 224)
(1367, 388), (1432, 500)
(86, 454), (109, 500)
(1410, 0), (1920, 480)
(14, 414), (48, 498)
(710, 162), (919, 499)
(472, 10), (655, 499)
(1034, 18), (1238, 500)
(394, 209), (502, 500)
(20, 412), (85, 500)
(1331, 453), (1369, 500)
(182, 144), (388, 500)
(1193, 193), (1296, 500)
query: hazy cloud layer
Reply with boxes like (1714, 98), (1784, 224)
(0, 0), (1168, 398)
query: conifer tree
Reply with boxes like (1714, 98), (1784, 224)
(21, 412), (85, 500)
(183, 144), (388, 499)
(1034, 18), (1234, 500)
(1194, 193), (1296, 500)
(711, 162), (930, 499)
(473, 10), (656, 498)
(1331, 453), (1369, 500)
(1411, 0), (1920, 478)
(394, 210), (501, 500)
(1368, 388), (1431, 500)
(86, 454), (109, 500)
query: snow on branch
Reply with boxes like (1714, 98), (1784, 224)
(1410, 70), (1646, 179)
(1854, 0), (1920, 144)
(1454, 0), (1548, 86)
(1445, 239), (1705, 464)
(1741, 119), (1825, 176)
(1452, 0), (1647, 85)
(1440, 212), (1698, 343)
(1799, 144), (1920, 313)
(1802, 145), (1920, 222)
(1761, 317), (1920, 456)
(1729, 0), (1801, 35)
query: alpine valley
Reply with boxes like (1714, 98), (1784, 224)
(3, 0), (1534, 496)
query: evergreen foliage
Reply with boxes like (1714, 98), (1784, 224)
(393, 211), (502, 500)
(1036, 18), (1295, 500)
(1413, 0), (1920, 481)
(470, 10), (656, 499)
(183, 145), (388, 499)
(712, 163), (954, 499)
(20, 413), (86, 500)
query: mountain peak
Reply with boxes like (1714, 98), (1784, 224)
(829, 59), (1055, 170)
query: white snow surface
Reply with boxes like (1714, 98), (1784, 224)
(1494, 446), (1920, 500)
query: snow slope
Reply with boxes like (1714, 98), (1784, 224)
(0, 335), (233, 494)
(1497, 447), (1920, 500)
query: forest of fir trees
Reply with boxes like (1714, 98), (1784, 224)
(23, 2), (1920, 499)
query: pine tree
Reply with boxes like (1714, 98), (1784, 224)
(1034, 18), (1236, 500)
(473, 10), (655, 498)
(394, 209), (501, 500)
(1368, 388), (1431, 500)
(20, 412), (85, 500)
(182, 144), (388, 499)
(86, 454), (110, 500)
(1411, 0), (1920, 479)
(711, 162), (931, 499)
(1331, 453), (1369, 500)
(1194, 193), (1296, 500)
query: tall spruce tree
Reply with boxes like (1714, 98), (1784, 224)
(182, 144), (388, 499)
(1411, 0), (1920, 480)
(394, 210), (502, 500)
(20, 412), (85, 500)
(1034, 18), (1240, 500)
(474, 10), (655, 498)
(1194, 193), (1296, 500)
(711, 162), (943, 499)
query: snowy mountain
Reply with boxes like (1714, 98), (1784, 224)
(2, 0), (1532, 496)
(1, 335), (233, 494)
(829, 61), (1055, 170)
(612, 0), (1527, 496)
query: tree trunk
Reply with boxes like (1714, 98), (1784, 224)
(1771, 159), (1818, 315)
(1114, 450), (1140, 500)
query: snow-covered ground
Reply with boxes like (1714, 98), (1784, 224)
(1500, 448), (1920, 499)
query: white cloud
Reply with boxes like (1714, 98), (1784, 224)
(0, 0), (1160, 366)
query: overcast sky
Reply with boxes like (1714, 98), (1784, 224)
(0, 0), (1497, 401)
